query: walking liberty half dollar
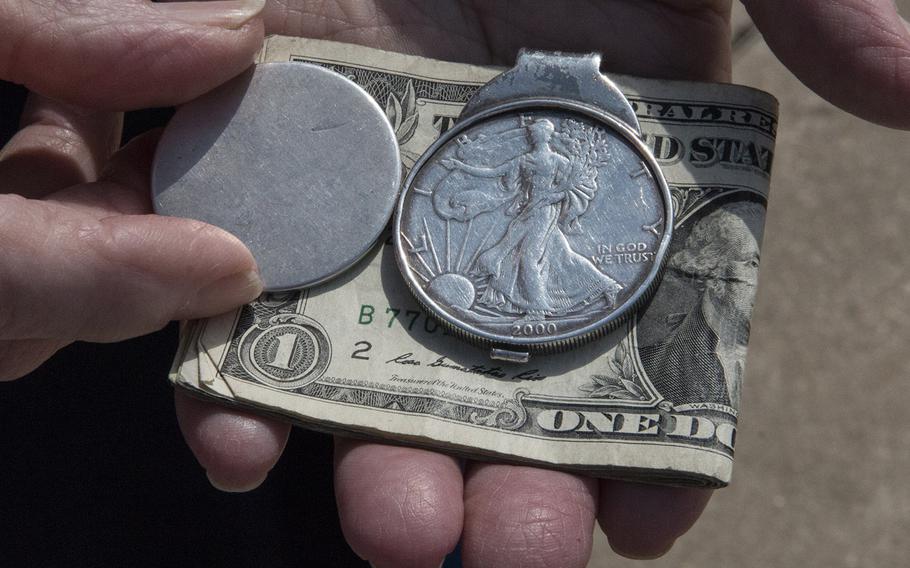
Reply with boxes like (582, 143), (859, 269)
(394, 51), (673, 360)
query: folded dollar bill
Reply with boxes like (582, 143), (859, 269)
(170, 36), (778, 488)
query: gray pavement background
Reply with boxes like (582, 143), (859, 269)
(591, 3), (910, 567)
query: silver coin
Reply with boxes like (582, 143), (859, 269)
(152, 62), (401, 291)
(395, 101), (672, 355)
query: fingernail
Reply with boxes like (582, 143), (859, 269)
(608, 537), (675, 560)
(206, 470), (268, 493)
(193, 270), (264, 316)
(162, 0), (267, 30)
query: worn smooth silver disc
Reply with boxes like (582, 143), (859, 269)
(395, 100), (673, 355)
(152, 62), (401, 291)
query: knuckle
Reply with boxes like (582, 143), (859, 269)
(79, 218), (176, 335)
(77, 216), (161, 286)
(16, 108), (85, 150)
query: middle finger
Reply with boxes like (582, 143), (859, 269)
(333, 438), (464, 568)
(462, 462), (598, 568)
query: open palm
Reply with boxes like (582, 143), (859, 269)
(1, 0), (908, 566)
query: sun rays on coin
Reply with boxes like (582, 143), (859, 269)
(401, 216), (487, 316)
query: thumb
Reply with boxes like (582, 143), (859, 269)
(0, 196), (265, 343)
(0, 130), (264, 344)
(0, 0), (266, 110)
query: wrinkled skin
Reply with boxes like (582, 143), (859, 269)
(1, 1), (908, 566)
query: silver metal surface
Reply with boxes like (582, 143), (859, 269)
(394, 54), (672, 356)
(461, 50), (641, 134)
(152, 62), (401, 291)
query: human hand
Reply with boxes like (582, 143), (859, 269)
(5, 1), (908, 567)
(0, 2), (270, 376)
(175, 2), (910, 566)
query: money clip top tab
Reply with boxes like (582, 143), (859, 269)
(460, 50), (641, 135)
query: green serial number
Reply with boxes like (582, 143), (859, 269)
(357, 304), (448, 334)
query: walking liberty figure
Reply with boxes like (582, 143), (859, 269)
(442, 118), (622, 321)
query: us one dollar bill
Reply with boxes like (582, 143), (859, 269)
(170, 36), (778, 487)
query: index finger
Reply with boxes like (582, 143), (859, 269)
(0, 0), (266, 110)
